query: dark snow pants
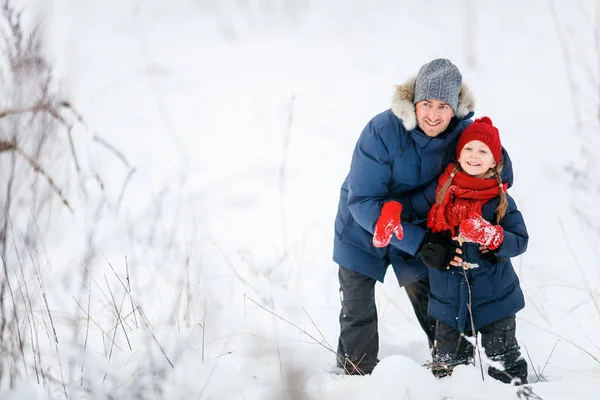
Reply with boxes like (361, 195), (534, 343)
(336, 265), (436, 375)
(433, 316), (528, 384)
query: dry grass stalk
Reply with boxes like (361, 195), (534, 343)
(243, 294), (364, 376)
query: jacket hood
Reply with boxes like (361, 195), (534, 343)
(391, 76), (476, 131)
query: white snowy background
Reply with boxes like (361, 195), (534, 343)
(2, 0), (600, 399)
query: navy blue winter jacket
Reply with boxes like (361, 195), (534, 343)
(333, 79), (483, 284)
(426, 194), (528, 332)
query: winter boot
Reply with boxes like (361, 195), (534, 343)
(479, 316), (528, 385)
(430, 321), (473, 378)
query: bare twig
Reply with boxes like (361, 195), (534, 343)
(102, 274), (128, 385)
(244, 294), (360, 375)
(202, 300), (206, 362)
(72, 297), (124, 352)
(14, 147), (74, 213)
(556, 212), (600, 319)
(47, 108), (80, 172)
(539, 340), (559, 378)
(460, 268), (485, 380)
(80, 276), (91, 387)
(595, 0), (600, 121)
(267, 281), (284, 386)
(137, 307), (174, 369)
(32, 270), (57, 344)
(116, 167), (136, 212)
(0, 139), (15, 152)
(278, 95), (295, 255)
(519, 318), (600, 363)
(522, 343), (542, 382)
(92, 136), (132, 169)
(0, 102), (51, 118)
(301, 306), (333, 350)
(547, 0), (583, 132)
(125, 256), (137, 329)
(210, 239), (260, 294)
(213, 351), (232, 360)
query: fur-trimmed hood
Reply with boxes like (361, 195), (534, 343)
(391, 76), (475, 131)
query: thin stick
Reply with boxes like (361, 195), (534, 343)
(244, 295), (332, 354)
(268, 281), (284, 386)
(91, 259), (173, 368)
(547, 0), (583, 132)
(302, 306), (333, 350)
(0, 102), (52, 118)
(92, 136), (131, 168)
(213, 351), (232, 360)
(38, 304), (68, 398)
(101, 277), (125, 386)
(244, 294), (360, 375)
(110, 277), (133, 347)
(202, 300), (206, 362)
(46, 108), (81, 173)
(522, 343), (542, 382)
(92, 136), (132, 168)
(9, 223), (33, 380)
(278, 95), (295, 254)
(14, 147), (73, 213)
(0, 139), (15, 152)
(137, 307), (174, 369)
(210, 240), (259, 294)
(125, 256), (138, 328)
(539, 340), (560, 377)
(556, 213), (600, 319)
(58, 101), (133, 170)
(104, 255), (138, 330)
(80, 276), (91, 386)
(461, 268), (485, 380)
(519, 318), (600, 363)
(72, 297), (124, 352)
(116, 168), (136, 212)
(33, 270), (57, 344)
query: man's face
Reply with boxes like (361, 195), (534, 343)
(415, 99), (455, 137)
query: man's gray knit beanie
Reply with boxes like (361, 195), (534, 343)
(413, 58), (462, 112)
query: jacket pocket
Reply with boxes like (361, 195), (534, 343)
(469, 266), (497, 305)
(428, 268), (448, 300)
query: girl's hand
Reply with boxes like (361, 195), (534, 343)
(419, 232), (463, 270)
(479, 245), (489, 254)
(448, 248), (464, 268)
(458, 213), (504, 250)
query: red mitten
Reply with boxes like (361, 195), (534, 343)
(459, 213), (504, 250)
(373, 201), (403, 248)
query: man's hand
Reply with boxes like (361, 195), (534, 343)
(459, 213), (504, 250)
(419, 230), (463, 270)
(373, 201), (403, 248)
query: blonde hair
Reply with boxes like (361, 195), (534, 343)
(436, 156), (508, 224)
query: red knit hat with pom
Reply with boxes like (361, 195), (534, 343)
(456, 116), (502, 163)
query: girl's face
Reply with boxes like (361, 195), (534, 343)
(458, 140), (496, 178)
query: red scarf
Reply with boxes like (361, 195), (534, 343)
(427, 164), (508, 234)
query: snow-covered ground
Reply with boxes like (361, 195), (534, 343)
(3, 0), (600, 398)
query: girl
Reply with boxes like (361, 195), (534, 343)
(419, 116), (529, 384)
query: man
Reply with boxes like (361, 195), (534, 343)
(333, 58), (498, 375)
